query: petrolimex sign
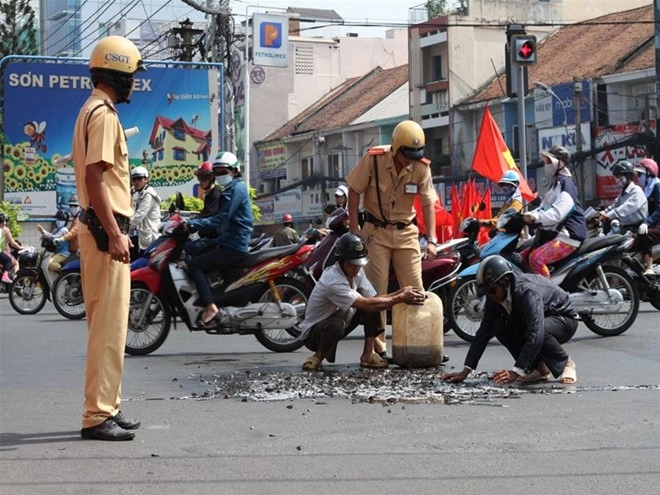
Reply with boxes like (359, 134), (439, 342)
(253, 13), (289, 68)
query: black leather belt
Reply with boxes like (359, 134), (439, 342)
(80, 208), (130, 234)
(364, 212), (413, 230)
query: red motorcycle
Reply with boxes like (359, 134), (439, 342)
(126, 213), (314, 355)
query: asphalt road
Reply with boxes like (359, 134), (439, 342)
(1, 293), (659, 494)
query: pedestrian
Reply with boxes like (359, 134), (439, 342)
(300, 233), (426, 371)
(129, 165), (161, 259)
(334, 185), (348, 209)
(183, 151), (254, 326)
(272, 214), (300, 246)
(631, 159), (660, 275)
(522, 145), (587, 278)
(72, 35), (145, 441)
(54, 195), (81, 255)
(346, 119), (438, 360)
(478, 170), (524, 232)
(37, 210), (70, 272)
(597, 160), (648, 232)
(440, 255), (579, 385)
(0, 213), (22, 283)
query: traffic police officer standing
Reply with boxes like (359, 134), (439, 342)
(346, 120), (438, 358)
(72, 36), (144, 441)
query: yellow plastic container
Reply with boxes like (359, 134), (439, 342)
(391, 291), (444, 367)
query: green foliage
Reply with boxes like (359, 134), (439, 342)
(162, 194), (203, 212)
(426, 0), (448, 18)
(0, 200), (23, 238)
(249, 186), (261, 223)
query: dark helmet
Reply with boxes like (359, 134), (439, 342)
(334, 233), (368, 266)
(55, 210), (70, 223)
(89, 36), (146, 104)
(612, 161), (635, 179)
(476, 255), (513, 297)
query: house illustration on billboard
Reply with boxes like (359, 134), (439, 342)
(148, 116), (211, 165)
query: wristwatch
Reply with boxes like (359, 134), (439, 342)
(427, 236), (437, 245)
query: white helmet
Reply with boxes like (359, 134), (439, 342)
(131, 166), (149, 179)
(213, 151), (239, 171)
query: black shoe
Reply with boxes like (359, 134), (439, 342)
(81, 418), (135, 441)
(442, 354), (450, 364)
(113, 411), (141, 430)
(377, 351), (394, 364)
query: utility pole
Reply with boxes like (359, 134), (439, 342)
(171, 19), (204, 61)
(655, 0), (660, 162)
(573, 77), (585, 200)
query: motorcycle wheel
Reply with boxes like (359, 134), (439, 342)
(52, 271), (86, 320)
(581, 265), (639, 336)
(126, 282), (171, 356)
(447, 277), (483, 342)
(8, 272), (47, 315)
(254, 276), (310, 352)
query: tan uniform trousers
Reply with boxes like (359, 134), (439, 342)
(79, 224), (130, 428)
(362, 221), (423, 352)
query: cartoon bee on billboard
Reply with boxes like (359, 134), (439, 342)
(24, 121), (47, 153)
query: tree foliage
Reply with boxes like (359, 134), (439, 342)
(0, 0), (38, 60)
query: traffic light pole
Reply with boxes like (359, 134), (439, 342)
(517, 65), (528, 179)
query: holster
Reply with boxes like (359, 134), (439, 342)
(79, 208), (130, 252)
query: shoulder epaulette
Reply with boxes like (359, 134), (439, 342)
(420, 157), (431, 166)
(368, 145), (389, 156)
(103, 99), (117, 113)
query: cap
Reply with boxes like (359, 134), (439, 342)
(334, 185), (348, 197)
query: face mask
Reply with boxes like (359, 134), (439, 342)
(616, 176), (628, 189)
(544, 163), (556, 179)
(55, 220), (66, 228)
(69, 206), (80, 216)
(500, 185), (515, 197)
(637, 174), (647, 187)
(216, 174), (233, 187)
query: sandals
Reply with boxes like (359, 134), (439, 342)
(519, 369), (551, 384)
(302, 355), (322, 371)
(196, 310), (219, 328)
(559, 365), (577, 384)
(360, 353), (389, 369)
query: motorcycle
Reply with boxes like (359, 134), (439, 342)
(448, 209), (640, 341)
(8, 245), (86, 320)
(126, 213), (314, 356)
(300, 208), (464, 331)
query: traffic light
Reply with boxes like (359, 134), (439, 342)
(511, 35), (537, 66)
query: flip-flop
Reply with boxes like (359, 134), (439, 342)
(519, 369), (551, 384)
(559, 365), (577, 384)
(360, 353), (389, 369)
(196, 311), (219, 328)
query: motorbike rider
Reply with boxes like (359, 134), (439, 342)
(597, 161), (648, 233)
(300, 233), (426, 371)
(129, 166), (162, 259)
(440, 255), (579, 385)
(522, 145), (587, 278)
(184, 161), (223, 256)
(37, 210), (71, 272)
(54, 195), (81, 254)
(272, 214), (301, 246)
(478, 170), (524, 233)
(182, 151), (254, 326)
(0, 213), (22, 283)
(631, 158), (660, 275)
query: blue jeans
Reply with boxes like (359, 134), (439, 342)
(187, 246), (248, 306)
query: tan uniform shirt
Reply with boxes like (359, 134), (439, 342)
(72, 88), (133, 218)
(346, 145), (438, 223)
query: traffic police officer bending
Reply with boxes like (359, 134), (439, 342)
(346, 120), (438, 359)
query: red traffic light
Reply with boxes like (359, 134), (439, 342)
(511, 35), (537, 66)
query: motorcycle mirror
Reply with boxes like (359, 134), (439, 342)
(175, 192), (185, 211)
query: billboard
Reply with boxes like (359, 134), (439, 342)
(253, 13), (289, 68)
(2, 61), (222, 217)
